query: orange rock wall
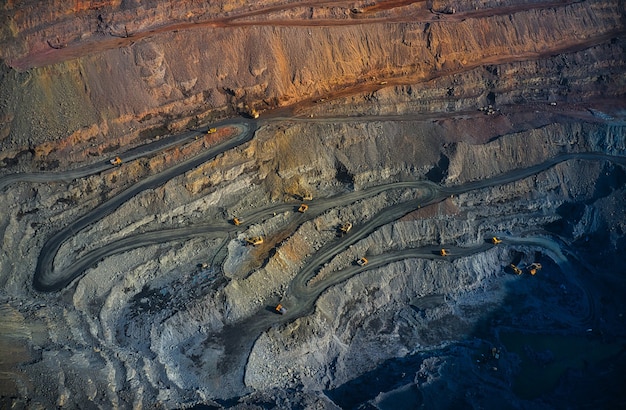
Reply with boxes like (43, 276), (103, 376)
(0, 0), (624, 169)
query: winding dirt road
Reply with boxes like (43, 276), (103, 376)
(32, 120), (255, 291)
(8, 107), (621, 398)
(26, 108), (626, 298)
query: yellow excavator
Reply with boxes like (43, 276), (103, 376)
(298, 204), (309, 213)
(510, 264), (523, 275)
(357, 257), (368, 266)
(110, 156), (122, 166)
(339, 222), (352, 235)
(491, 237), (502, 245)
(440, 249), (450, 256)
(207, 128), (217, 134)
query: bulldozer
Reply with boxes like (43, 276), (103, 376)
(440, 249), (450, 256)
(491, 237), (502, 245)
(527, 262), (542, 275)
(245, 236), (264, 246)
(110, 156), (122, 166)
(297, 204), (309, 213)
(510, 264), (523, 275)
(300, 192), (313, 201)
(356, 257), (368, 266)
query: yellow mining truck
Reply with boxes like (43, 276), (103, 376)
(527, 262), (542, 275)
(246, 236), (264, 246)
(232, 217), (243, 226)
(339, 222), (352, 234)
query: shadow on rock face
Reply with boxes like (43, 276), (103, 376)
(425, 153), (449, 184)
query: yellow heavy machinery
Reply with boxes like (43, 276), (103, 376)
(300, 193), (313, 201)
(298, 204), (309, 213)
(339, 222), (353, 235)
(110, 156), (122, 166)
(357, 257), (368, 266)
(246, 236), (264, 246)
(527, 262), (542, 275)
(491, 237), (502, 245)
(275, 304), (286, 315)
(440, 249), (450, 256)
(207, 128), (217, 134)
(232, 217), (243, 226)
(510, 264), (523, 275)
(249, 109), (260, 119)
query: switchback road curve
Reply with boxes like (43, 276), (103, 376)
(24, 114), (625, 399)
(32, 114), (626, 292)
(34, 179), (439, 292)
(33, 120), (255, 291)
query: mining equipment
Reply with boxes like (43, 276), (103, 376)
(110, 156), (122, 166)
(339, 222), (353, 235)
(300, 193), (313, 201)
(357, 257), (368, 266)
(298, 204), (309, 213)
(249, 109), (260, 119)
(510, 264), (523, 275)
(232, 217), (243, 226)
(527, 262), (542, 275)
(207, 128), (217, 134)
(440, 249), (450, 256)
(491, 237), (502, 244)
(246, 236), (264, 246)
(275, 304), (287, 315)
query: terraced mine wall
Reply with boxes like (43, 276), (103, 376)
(1, 1), (625, 408)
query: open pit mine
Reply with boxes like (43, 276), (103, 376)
(1, 1), (626, 408)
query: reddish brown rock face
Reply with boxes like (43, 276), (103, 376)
(1, 0), (624, 165)
(0, 1), (625, 409)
